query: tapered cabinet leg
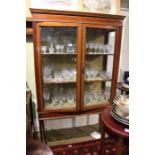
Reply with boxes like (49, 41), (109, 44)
(100, 113), (106, 155)
(39, 120), (44, 142)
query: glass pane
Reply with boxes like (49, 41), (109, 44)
(44, 114), (99, 146)
(84, 81), (111, 106)
(84, 28), (115, 107)
(40, 27), (77, 54)
(40, 27), (77, 110)
(86, 28), (115, 54)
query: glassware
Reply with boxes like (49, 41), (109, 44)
(89, 92), (95, 104)
(89, 69), (98, 79)
(61, 95), (67, 104)
(55, 44), (61, 53)
(86, 43), (89, 53)
(62, 68), (70, 80)
(99, 71), (112, 79)
(43, 89), (50, 102)
(84, 92), (90, 104)
(67, 94), (74, 105)
(104, 91), (110, 101)
(54, 70), (63, 81)
(60, 45), (64, 53)
(89, 42), (93, 53)
(58, 96), (63, 105)
(49, 43), (55, 53)
(51, 96), (59, 105)
(85, 68), (90, 79)
(104, 44), (112, 53)
(103, 72), (112, 79)
(98, 91), (105, 102)
(66, 43), (76, 53)
(41, 45), (47, 54)
(43, 66), (51, 81)
(70, 68), (77, 81)
(98, 44), (104, 53)
(94, 43), (99, 53)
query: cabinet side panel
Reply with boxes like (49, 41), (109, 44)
(33, 22), (44, 112)
(110, 27), (123, 103)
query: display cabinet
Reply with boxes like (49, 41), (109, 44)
(31, 9), (125, 139)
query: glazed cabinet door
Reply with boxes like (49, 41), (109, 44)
(81, 24), (118, 110)
(34, 22), (82, 112)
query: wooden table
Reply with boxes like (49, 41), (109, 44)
(26, 138), (54, 155)
(100, 107), (129, 155)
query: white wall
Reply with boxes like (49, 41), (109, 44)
(118, 9), (129, 81)
(26, 36), (37, 99)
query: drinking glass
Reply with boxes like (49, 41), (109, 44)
(61, 45), (64, 53)
(51, 96), (59, 106)
(98, 44), (104, 53)
(54, 70), (63, 81)
(104, 44), (112, 53)
(70, 68), (77, 81)
(41, 45), (47, 54)
(55, 44), (61, 53)
(43, 89), (50, 102)
(67, 94), (74, 105)
(84, 92), (90, 105)
(66, 43), (76, 53)
(94, 43), (99, 53)
(43, 65), (52, 82)
(49, 43), (55, 53)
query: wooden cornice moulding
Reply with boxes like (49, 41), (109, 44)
(30, 9), (125, 20)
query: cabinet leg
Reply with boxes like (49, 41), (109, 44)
(100, 114), (106, 155)
(39, 120), (46, 143)
(99, 113), (102, 132)
(42, 120), (47, 144)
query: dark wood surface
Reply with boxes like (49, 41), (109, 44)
(26, 17), (33, 35)
(100, 107), (129, 138)
(100, 107), (129, 155)
(26, 138), (53, 155)
(31, 9), (125, 20)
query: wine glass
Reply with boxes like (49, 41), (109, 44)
(43, 89), (50, 103)
(41, 46), (47, 54)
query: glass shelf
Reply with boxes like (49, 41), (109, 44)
(85, 78), (112, 83)
(43, 79), (111, 85)
(45, 102), (76, 109)
(86, 53), (114, 55)
(44, 80), (76, 84)
(41, 53), (77, 55)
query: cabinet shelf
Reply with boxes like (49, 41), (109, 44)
(85, 78), (112, 83)
(41, 53), (77, 55)
(43, 78), (111, 85)
(44, 80), (76, 84)
(45, 103), (75, 109)
(86, 53), (114, 55)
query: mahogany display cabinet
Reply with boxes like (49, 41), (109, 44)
(31, 9), (125, 141)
